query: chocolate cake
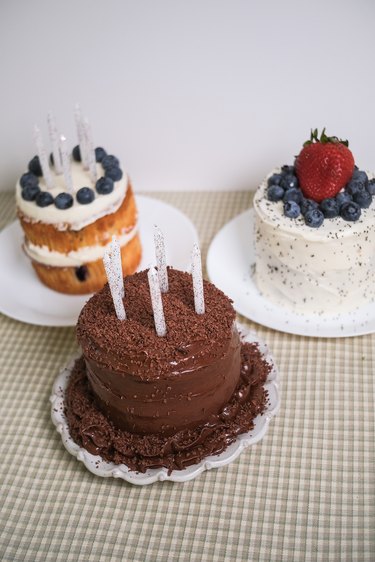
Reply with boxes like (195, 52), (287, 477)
(65, 268), (270, 473)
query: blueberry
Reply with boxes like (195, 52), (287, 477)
(367, 178), (375, 195)
(283, 187), (302, 204)
(102, 154), (119, 169)
(304, 208), (324, 228)
(105, 166), (123, 182)
(320, 198), (339, 218)
(335, 191), (352, 208)
(284, 200), (301, 219)
(280, 174), (299, 190)
(281, 165), (295, 175)
(49, 152), (54, 166)
(300, 198), (319, 216)
(72, 145), (81, 162)
(346, 178), (367, 196)
(351, 169), (368, 187)
(96, 176), (114, 195)
(353, 189), (372, 209)
(20, 172), (39, 189)
(55, 192), (74, 209)
(75, 265), (89, 282)
(340, 201), (361, 221)
(76, 187), (95, 205)
(36, 191), (54, 207)
(95, 147), (107, 162)
(28, 155), (43, 176)
(22, 184), (40, 201)
(267, 173), (283, 187)
(267, 184), (284, 202)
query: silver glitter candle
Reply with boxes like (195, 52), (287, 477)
(147, 266), (167, 337)
(74, 103), (88, 170)
(109, 236), (125, 298)
(34, 125), (54, 190)
(83, 118), (97, 183)
(59, 135), (74, 194)
(103, 249), (126, 321)
(191, 243), (205, 314)
(47, 112), (62, 174)
(154, 225), (169, 293)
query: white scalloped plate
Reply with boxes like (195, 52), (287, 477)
(50, 324), (280, 485)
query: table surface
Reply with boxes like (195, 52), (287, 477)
(0, 190), (374, 562)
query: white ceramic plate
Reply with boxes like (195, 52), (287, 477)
(0, 195), (198, 327)
(207, 209), (375, 338)
(50, 325), (279, 485)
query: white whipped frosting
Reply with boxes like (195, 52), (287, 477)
(16, 161), (128, 231)
(253, 169), (375, 314)
(24, 224), (138, 267)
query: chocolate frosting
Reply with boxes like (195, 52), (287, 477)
(77, 269), (241, 435)
(65, 342), (270, 473)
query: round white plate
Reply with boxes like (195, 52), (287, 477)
(0, 195), (198, 327)
(50, 325), (279, 485)
(207, 209), (375, 338)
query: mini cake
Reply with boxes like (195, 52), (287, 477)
(253, 129), (375, 314)
(16, 120), (141, 294)
(64, 268), (270, 473)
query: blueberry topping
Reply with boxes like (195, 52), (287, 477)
(22, 184), (40, 201)
(320, 198), (339, 218)
(267, 173), (283, 187)
(351, 169), (368, 186)
(20, 172), (39, 189)
(300, 198), (319, 216)
(281, 165), (295, 175)
(367, 178), (375, 195)
(95, 147), (107, 162)
(55, 192), (74, 209)
(267, 184), (284, 202)
(75, 265), (89, 282)
(96, 176), (114, 195)
(76, 187), (95, 205)
(35, 191), (54, 207)
(28, 155), (43, 176)
(280, 174), (299, 190)
(102, 154), (119, 169)
(335, 191), (352, 208)
(104, 166), (123, 182)
(72, 145), (81, 162)
(283, 200), (301, 219)
(345, 178), (367, 196)
(304, 208), (324, 228)
(353, 189), (372, 209)
(283, 187), (302, 204)
(340, 201), (361, 221)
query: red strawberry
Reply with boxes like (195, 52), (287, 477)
(295, 128), (355, 203)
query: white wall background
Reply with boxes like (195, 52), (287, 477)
(1, 0), (374, 192)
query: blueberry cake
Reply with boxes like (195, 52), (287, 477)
(16, 147), (141, 294)
(253, 130), (375, 314)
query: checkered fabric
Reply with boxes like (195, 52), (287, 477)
(0, 191), (374, 562)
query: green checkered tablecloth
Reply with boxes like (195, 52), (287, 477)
(0, 190), (374, 562)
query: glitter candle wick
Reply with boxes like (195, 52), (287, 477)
(154, 225), (168, 293)
(191, 243), (205, 315)
(148, 267), (167, 337)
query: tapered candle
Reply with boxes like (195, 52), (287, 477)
(59, 135), (74, 194)
(109, 236), (124, 298)
(191, 243), (205, 314)
(154, 226), (168, 293)
(74, 103), (88, 169)
(103, 249), (126, 321)
(148, 267), (167, 337)
(34, 125), (54, 189)
(83, 118), (97, 182)
(47, 112), (62, 174)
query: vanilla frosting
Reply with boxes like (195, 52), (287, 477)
(16, 161), (128, 231)
(23, 224), (138, 267)
(253, 169), (375, 314)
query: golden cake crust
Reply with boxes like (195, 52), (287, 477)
(31, 232), (142, 294)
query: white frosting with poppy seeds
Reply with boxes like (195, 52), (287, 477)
(253, 169), (375, 314)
